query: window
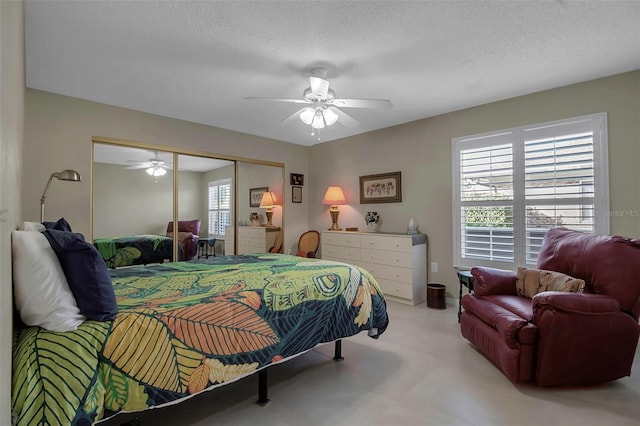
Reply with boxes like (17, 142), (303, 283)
(208, 179), (232, 237)
(452, 113), (608, 269)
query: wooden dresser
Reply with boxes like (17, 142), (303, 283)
(320, 230), (427, 305)
(225, 226), (280, 255)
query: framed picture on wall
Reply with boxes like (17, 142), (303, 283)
(290, 173), (304, 186)
(292, 186), (302, 203)
(249, 187), (268, 207)
(359, 171), (402, 204)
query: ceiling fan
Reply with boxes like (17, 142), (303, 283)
(246, 67), (392, 136)
(125, 152), (172, 177)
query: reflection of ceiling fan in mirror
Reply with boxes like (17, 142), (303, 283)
(125, 152), (172, 178)
(245, 67), (392, 137)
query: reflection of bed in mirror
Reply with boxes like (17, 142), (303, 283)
(93, 234), (184, 268)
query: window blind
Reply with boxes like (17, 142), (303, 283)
(452, 113), (608, 269)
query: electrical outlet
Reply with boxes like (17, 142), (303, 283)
(431, 262), (438, 273)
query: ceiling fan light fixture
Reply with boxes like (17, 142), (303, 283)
(299, 107), (315, 125)
(146, 166), (167, 177)
(323, 107), (339, 126)
(311, 110), (326, 129)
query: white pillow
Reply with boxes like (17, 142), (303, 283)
(19, 222), (45, 232)
(11, 230), (85, 331)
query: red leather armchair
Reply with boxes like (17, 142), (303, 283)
(166, 220), (201, 261)
(460, 227), (640, 386)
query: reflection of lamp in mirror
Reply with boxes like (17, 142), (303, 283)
(40, 169), (82, 222)
(322, 186), (346, 231)
(259, 191), (279, 227)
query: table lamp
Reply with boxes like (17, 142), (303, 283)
(259, 191), (279, 227)
(322, 186), (346, 231)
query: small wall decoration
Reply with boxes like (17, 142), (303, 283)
(292, 186), (302, 203)
(290, 173), (304, 186)
(249, 187), (268, 207)
(359, 171), (402, 204)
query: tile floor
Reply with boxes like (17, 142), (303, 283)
(101, 300), (640, 426)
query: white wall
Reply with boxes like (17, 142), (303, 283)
(309, 71), (640, 300)
(1, 1), (24, 422)
(23, 89), (310, 253)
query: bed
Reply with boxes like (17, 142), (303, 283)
(11, 253), (389, 425)
(93, 235), (184, 268)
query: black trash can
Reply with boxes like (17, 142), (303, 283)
(426, 283), (446, 309)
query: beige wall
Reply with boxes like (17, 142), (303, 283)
(23, 89), (311, 252)
(309, 71), (640, 300)
(1, 0), (24, 421)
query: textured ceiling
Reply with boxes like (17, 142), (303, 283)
(24, 1), (640, 146)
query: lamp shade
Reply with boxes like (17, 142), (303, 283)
(259, 191), (278, 208)
(322, 186), (346, 205)
(54, 169), (82, 181)
(299, 107), (315, 125)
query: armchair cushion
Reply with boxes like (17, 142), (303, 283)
(516, 267), (585, 298)
(471, 267), (517, 297)
(537, 227), (640, 319)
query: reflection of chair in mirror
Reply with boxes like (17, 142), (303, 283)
(296, 230), (320, 258)
(166, 219), (201, 260)
(268, 231), (283, 254)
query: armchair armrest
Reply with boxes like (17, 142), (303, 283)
(471, 267), (517, 297)
(533, 292), (621, 316)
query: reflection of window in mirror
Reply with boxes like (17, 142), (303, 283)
(177, 154), (235, 258)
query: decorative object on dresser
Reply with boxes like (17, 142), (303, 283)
(364, 211), (379, 232)
(249, 212), (259, 226)
(249, 186), (268, 207)
(292, 185), (302, 203)
(322, 186), (347, 231)
(359, 171), (401, 204)
(290, 173), (304, 186)
(321, 230), (428, 305)
(39, 169), (82, 221)
(259, 191), (279, 227)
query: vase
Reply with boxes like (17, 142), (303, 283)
(367, 222), (377, 232)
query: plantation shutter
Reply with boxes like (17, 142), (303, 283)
(208, 179), (232, 236)
(452, 113), (608, 269)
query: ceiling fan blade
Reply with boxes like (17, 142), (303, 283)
(328, 107), (359, 128)
(309, 76), (330, 98)
(125, 164), (150, 170)
(331, 98), (392, 109)
(280, 107), (307, 124)
(245, 97), (310, 104)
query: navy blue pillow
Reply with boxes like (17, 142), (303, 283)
(43, 229), (117, 321)
(43, 217), (73, 232)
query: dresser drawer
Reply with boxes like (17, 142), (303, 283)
(361, 235), (412, 253)
(358, 261), (412, 284)
(239, 227), (265, 238)
(321, 244), (361, 262)
(376, 279), (413, 300)
(360, 248), (412, 268)
(322, 232), (361, 248)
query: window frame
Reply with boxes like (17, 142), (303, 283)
(452, 113), (609, 270)
(207, 178), (232, 238)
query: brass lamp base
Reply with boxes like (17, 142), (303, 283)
(265, 209), (274, 227)
(329, 206), (341, 231)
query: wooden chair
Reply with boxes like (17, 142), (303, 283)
(296, 230), (320, 258)
(268, 231), (283, 253)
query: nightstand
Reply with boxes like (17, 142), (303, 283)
(198, 237), (217, 259)
(457, 270), (473, 322)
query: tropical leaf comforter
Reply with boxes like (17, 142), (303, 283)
(12, 254), (389, 425)
(93, 235), (183, 268)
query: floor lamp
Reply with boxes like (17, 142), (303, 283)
(40, 169), (82, 222)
